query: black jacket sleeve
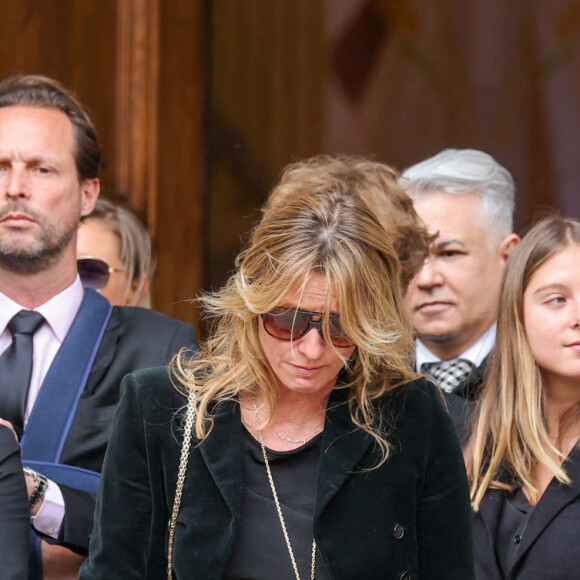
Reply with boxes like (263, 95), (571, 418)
(0, 425), (30, 580)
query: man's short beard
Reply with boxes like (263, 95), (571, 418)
(0, 205), (79, 275)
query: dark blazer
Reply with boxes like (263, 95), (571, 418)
(80, 368), (474, 579)
(442, 356), (489, 442)
(472, 447), (580, 580)
(0, 425), (30, 580)
(38, 306), (197, 553)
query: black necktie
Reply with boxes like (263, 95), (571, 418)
(421, 359), (476, 393)
(0, 310), (45, 436)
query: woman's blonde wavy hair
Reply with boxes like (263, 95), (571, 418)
(465, 214), (580, 510)
(174, 190), (418, 463)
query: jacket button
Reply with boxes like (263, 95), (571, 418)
(514, 534), (521, 544)
(393, 523), (405, 539)
(399, 572), (410, 580)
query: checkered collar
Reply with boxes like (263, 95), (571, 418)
(414, 324), (496, 371)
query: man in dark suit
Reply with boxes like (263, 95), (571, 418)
(399, 149), (520, 439)
(0, 75), (197, 577)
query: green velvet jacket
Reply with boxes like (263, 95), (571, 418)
(80, 367), (474, 579)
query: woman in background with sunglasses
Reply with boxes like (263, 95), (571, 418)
(81, 186), (473, 579)
(77, 196), (156, 307)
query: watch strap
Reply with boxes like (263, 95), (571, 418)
(23, 467), (48, 509)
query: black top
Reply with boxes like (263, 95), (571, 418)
(225, 426), (329, 579)
(495, 486), (534, 576)
(472, 446), (580, 579)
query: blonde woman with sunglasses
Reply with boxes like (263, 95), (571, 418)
(77, 197), (156, 307)
(81, 184), (473, 579)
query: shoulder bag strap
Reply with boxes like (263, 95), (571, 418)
(167, 388), (196, 580)
(21, 289), (112, 488)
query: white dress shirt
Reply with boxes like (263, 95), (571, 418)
(415, 324), (497, 373)
(0, 278), (84, 538)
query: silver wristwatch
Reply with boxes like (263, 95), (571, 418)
(23, 467), (48, 509)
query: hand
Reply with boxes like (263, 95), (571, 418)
(0, 417), (18, 442)
(41, 541), (86, 580)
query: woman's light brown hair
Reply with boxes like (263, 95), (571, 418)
(465, 214), (580, 509)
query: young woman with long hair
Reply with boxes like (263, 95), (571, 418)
(465, 214), (580, 579)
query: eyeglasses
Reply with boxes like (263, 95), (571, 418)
(261, 307), (354, 348)
(77, 256), (124, 290)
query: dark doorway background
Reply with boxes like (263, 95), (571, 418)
(2, 0), (579, 332)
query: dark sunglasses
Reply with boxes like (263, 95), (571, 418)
(261, 307), (354, 348)
(77, 256), (124, 290)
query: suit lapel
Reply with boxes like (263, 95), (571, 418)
(508, 447), (580, 576)
(198, 399), (244, 518)
(83, 308), (122, 394)
(315, 389), (373, 516)
(454, 356), (488, 401)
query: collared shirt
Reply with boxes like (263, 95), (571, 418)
(415, 324), (497, 373)
(0, 277), (84, 538)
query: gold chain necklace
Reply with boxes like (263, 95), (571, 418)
(251, 393), (317, 580)
(277, 423), (323, 445)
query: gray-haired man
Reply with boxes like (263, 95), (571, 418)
(400, 149), (520, 437)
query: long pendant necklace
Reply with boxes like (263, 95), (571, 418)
(251, 394), (317, 580)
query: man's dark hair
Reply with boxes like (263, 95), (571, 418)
(0, 74), (101, 181)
